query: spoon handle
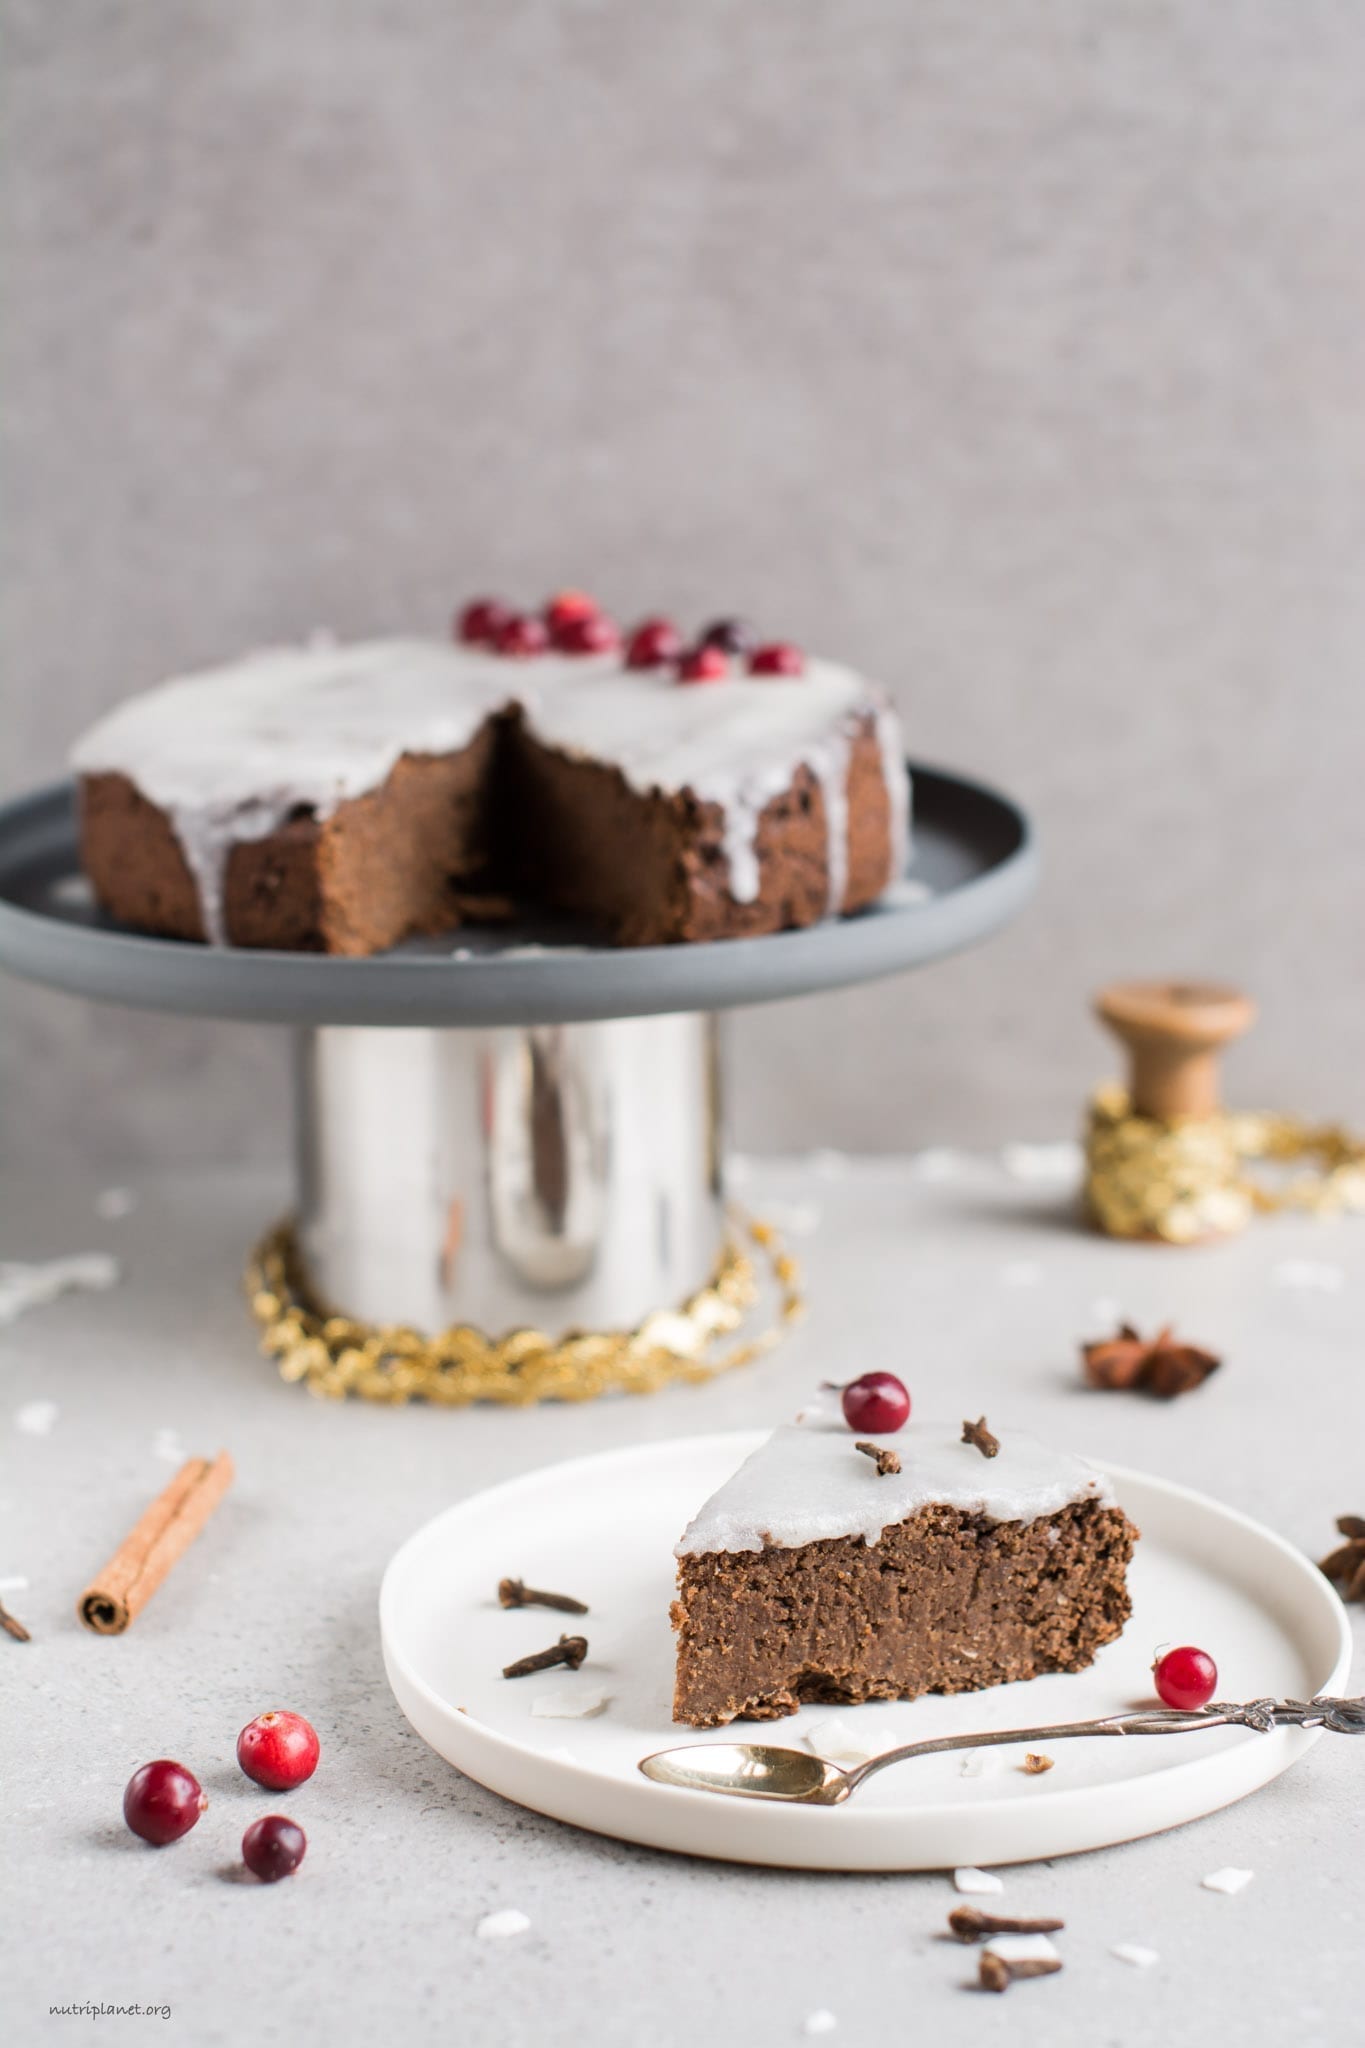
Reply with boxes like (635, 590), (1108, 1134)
(843, 1695), (1365, 1794)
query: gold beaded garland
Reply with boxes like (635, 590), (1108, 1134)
(246, 1213), (804, 1404)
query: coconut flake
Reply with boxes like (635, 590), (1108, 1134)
(1001, 1142), (1082, 1183)
(907, 1147), (968, 1183)
(1111, 1944), (1160, 1968)
(959, 1748), (1001, 1779)
(0, 1254), (120, 1325)
(476, 1909), (531, 1939)
(803, 2013), (838, 2036)
(95, 1187), (136, 1220)
(802, 1717), (890, 1766)
(14, 1401), (59, 1437)
(530, 1688), (609, 1720)
(1270, 1260), (1344, 1293)
(983, 1934), (1060, 1966)
(1201, 1867), (1255, 1895)
(954, 1867), (1004, 1896)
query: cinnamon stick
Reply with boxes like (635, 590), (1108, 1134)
(78, 1452), (234, 1634)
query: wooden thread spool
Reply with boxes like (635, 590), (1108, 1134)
(1093, 981), (1256, 1121)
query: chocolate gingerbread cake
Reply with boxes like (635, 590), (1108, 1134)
(71, 620), (909, 954)
(671, 1417), (1137, 1728)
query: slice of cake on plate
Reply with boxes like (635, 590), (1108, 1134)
(671, 1411), (1137, 1728)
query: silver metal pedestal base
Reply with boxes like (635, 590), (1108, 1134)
(294, 1014), (723, 1333)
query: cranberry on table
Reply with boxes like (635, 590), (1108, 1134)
(749, 642), (805, 677)
(840, 1371), (912, 1434)
(456, 598), (512, 646)
(625, 617), (683, 669)
(698, 617), (754, 655)
(242, 1815), (307, 1884)
(676, 646), (730, 685)
(123, 1759), (208, 1846)
(493, 613), (550, 658)
(1153, 1645), (1218, 1710)
(543, 589), (599, 634)
(237, 1710), (321, 1792)
(553, 611), (621, 656)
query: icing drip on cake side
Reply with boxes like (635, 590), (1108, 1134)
(71, 638), (908, 942)
(72, 640), (508, 945)
(873, 695), (911, 883)
(674, 1419), (1115, 1557)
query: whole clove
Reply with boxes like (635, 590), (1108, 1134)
(498, 1576), (588, 1616)
(978, 1953), (1012, 1993)
(950, 1907), (1065, 1942)
(978, 1952), (1062, 1992)
(962, 1416), (1000, 1459)
(502, 1633), (588, 1680)
(855, 1440), (901, 1477)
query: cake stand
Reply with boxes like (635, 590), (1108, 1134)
(0, 765), (1035, 1347)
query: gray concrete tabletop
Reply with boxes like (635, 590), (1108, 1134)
(4, 1150), (1362, 2048)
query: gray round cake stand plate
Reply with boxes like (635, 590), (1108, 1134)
(0, 766), (1036, 1027)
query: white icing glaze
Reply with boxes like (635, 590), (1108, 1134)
(872, 695), (911, 885)
(71, 638), (907, 942)
(674, 1418), (1114, 1557)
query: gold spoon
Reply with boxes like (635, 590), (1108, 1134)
(639, 1696), (1365, 1805)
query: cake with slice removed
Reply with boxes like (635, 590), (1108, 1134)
(71, 621), (908, 954)
(671, 1415), (1137, 1728)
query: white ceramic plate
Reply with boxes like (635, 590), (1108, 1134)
(379, 1431), (1351, 1871)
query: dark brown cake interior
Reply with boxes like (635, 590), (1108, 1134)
(671, 1498), (1138, 1729)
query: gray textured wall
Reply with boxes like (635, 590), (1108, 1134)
(5, 1), (1365, 1170)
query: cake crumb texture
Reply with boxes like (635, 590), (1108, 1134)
(671, 1498), (1137, 1728)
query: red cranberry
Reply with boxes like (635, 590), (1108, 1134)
(625, 617), (683, 669)
(553, 611), (621, 656)
(699, 617), (754, 655)
(456, 597), (512, 646)
(1153, 1645), (1218, 1710)
(676, 646), (730, 685)
(237, 1710), (320, 1792)
(543, 589), (599, 634)
(242, 1814), (307, 1883)
(494, 613), (550, 658)
(840, 1371), (911, 1434)
(123, 1759), (208, 1846)
(749, 642), (805, 678)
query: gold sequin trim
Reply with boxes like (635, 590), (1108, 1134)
(246, 1213), (804, 1404)
(1084, 1083), (1365, 1243)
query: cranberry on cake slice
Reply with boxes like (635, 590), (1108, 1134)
(543, 589), (600, 634)
(749, 642), (806, 677)
(625, 617), (683, 669)
(494, 613), (551, 657)
(698, 617), (754, 655)
(676, 646), (730, 685)
(554, 612), (621, 656)
(456, 597), (513, 646)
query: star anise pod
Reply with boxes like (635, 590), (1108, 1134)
(1081, 1322), (1221, 1400)
(1319, 1515), (1365, 1603)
